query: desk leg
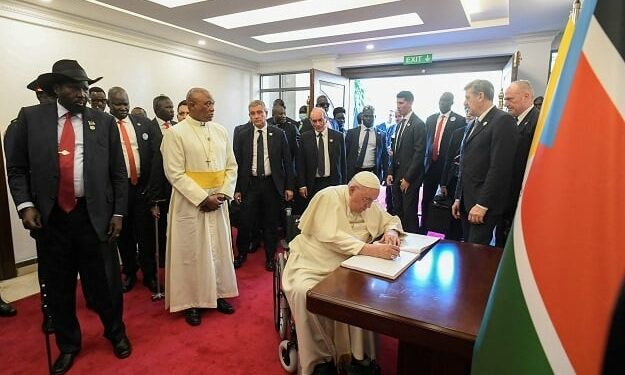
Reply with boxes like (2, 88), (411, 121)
(397, 341), (471, 375)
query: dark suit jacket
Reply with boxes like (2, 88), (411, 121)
(455, 106), (519, 216)
(126, 114), (161, 190)
(234, 125), (294, 196)
(266, 119), (300, 167)
(4, 103), (128, 241)
(507, 106), (539, 213)
(345, 126), (387, 182)
(300, 118), (313, 134)
(387, 112), (426, 185)
(297, 128), (346, 189)
(424, 111), (466, 173)
(146, 118), (173, 203)
(441, 125), (467, 187)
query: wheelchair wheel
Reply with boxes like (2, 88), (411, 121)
(278, 301), (290, 340)
(273, 253), (281, 332)
(279, 340), (298, 373)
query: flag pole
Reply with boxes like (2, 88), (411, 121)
(571, 0), (581, 23)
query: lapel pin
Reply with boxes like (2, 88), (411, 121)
(137, 122), (142, 127)
(450, 116), (456, 121)
(483, 121), (488, 126)
(142, 133), (149, 140)
(329, 138), (334, 143)
(269, 132), (273, 136)
(88, 120), (95, 130)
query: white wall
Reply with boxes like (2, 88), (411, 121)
(0, 8), (258, 263)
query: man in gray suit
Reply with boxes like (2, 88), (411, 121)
(4, 60), (132, 374)
(452, 79), (518, 245)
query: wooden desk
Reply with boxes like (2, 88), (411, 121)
(307, 240), (502, 375)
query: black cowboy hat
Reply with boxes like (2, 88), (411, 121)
(37, 59), (102, 88)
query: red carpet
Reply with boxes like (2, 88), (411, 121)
(0, 248), (398, 374)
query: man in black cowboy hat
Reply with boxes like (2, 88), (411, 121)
(27, 76), (57, 104)
(4, 59), (132, 374)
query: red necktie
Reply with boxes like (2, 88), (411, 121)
(118, 120), (138, 185)
(163, 121), (170, 129)
(432, 115), (445, 161)
(58, 113), (76, 213)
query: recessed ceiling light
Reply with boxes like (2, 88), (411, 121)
(197, 39), (206, 45)
(204, 0), (400, 29)
(253, 13), (423, 43)
(146, 0), (205, 7)
(366, 44), (375, 50)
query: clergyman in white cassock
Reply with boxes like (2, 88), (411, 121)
(282, 172), (403, 374)
(161, 107), (239, 315)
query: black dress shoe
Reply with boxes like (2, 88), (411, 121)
(233, 254), (247, 269)
(122, 274), (136, 293)
(112, 336), (132, 359)
(312, 361), (337, 375)
(52, 352), (77, 375)
(248, 241), (260, 253)
(265, 260), (275, 272)
(0, 298), (17, 317)
(216, 298), (234, 314)
(42, 316), (55, 333)
(185, 308), (201, 326)
(143, 278), (158, 293)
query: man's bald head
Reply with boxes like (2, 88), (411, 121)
(310, 107), (327, 133)
(504, 80), (534, 117)
(186, 87), (215, 122)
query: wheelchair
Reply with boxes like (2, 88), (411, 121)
(273, 210), (300, 373)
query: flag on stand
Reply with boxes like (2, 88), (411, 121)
(472, 0), (625, 374)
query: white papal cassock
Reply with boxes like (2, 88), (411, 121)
(282, 185), (403, 374)
(161, 116), (238, 313)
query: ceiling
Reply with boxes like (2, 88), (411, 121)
(18, 0), (572, 64)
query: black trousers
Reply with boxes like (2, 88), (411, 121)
(36, 200), (125, 353)
(143, 198), (169, 268)
(420, 160), (443, 234)
(237, 177), (281, 261)
(444, 177), (463, 241)
(460, 200), (500, 246)
(391, 179), (420, 233)
(385, 185), (395, 215)
(118, 183), (156, 280)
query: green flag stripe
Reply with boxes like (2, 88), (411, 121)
(471, 232), (552, 374)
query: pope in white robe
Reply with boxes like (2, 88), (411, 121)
(161, 109), (239, 313)
(282, 172), (403, 375)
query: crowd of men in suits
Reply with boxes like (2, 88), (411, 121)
(0, 57), (540, 374)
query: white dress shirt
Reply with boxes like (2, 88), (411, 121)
(315, 127), (330, 178)
(252, 124), (272, 176)
(117, 116), (142, 178)
(358, 125), (377, 168)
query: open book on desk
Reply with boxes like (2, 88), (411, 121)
(340, 233), (440, 280)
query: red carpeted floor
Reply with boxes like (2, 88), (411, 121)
(0, 248), (398, 374)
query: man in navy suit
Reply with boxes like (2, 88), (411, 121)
(495, 80), (540, 247)
(386, 91), (426, 233)
(108, 87), (162, 294)
(345, 105), (387, 182)
(420, 92), (466, 234)
(4, 59), (131, 373)
(233, 100), (294, 271)
(452, 80), (518, 245)
(297, 107), (346, 203)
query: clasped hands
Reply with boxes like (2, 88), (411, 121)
(199, 193), (227, 212)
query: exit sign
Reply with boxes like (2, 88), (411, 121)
(403, 54), (433, 65)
